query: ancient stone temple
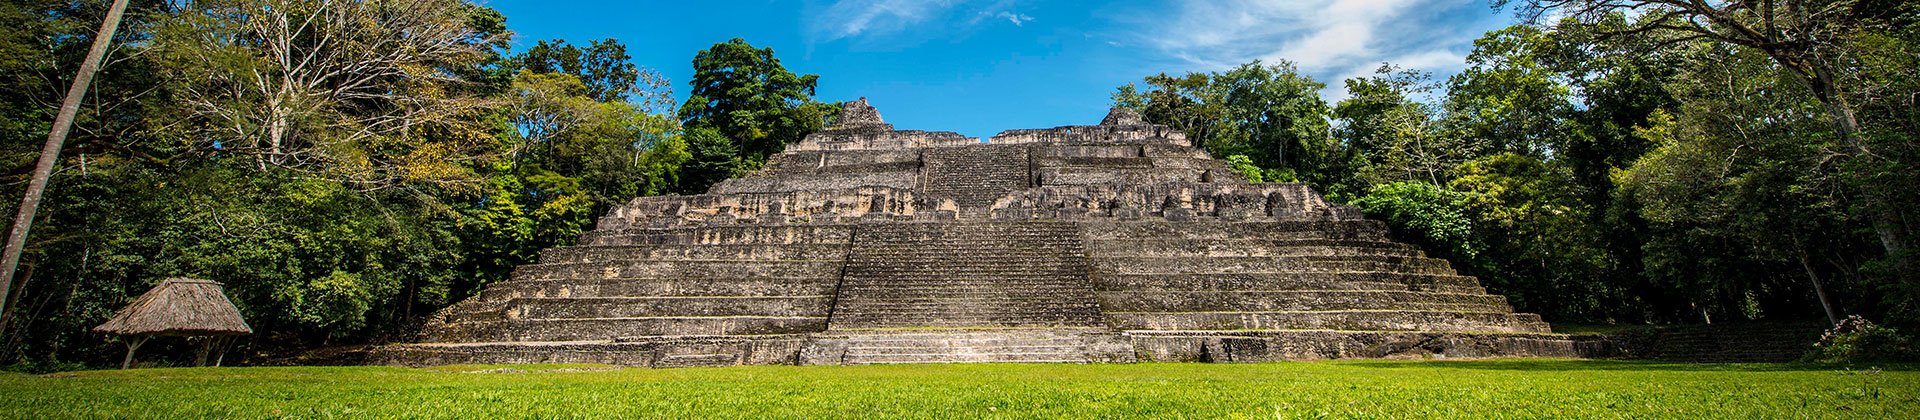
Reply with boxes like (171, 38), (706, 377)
(377, 98), (1592, 366)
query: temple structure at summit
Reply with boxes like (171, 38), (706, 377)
(376, 99), (1595, 366)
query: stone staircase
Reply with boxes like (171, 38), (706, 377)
(818, 329), (1135, 364)
(830, 221), (1104, 329)
(1083, 220), (1562, 360)
(921, 145), (1030, 211)
(380, 225), (850, 366)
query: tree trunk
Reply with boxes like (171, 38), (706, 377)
(214, 337), (229, 367)
(120, 336), (147, 370)
(268, 106), (287, 165)
(1802, 55), (1916, 293)
(0, 0), (131, 335)
(0, 263), (31, 338)
(1797, 246), (1841, 326)
(195, 337), (212, 367)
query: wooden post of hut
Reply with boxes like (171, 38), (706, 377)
(92, 278), (252, 369)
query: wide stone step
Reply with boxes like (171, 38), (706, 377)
(831, 316), (1102, 328)
(844, 353), (1087, 364)
(425, 316), (829, 342)
(839, 271), (1088, 279)
(1123, 330), (1591, 361)
(1037, 168), (1205, 185)
(582, 225), (854, 246)
(475, 277), (838, 301)
(833, 282), (1102, 291)
(512, 260), (843, 281)
(1096, 290), (1513, 313)
(1104, 310), (1550, 333)
(832, 314), (1104, 328)
(843, 335), (1091, 346)
(823, 328), (1135, 365)
(540, 244), (847, 264)
(1080, 221), (1390, 241)
(1085, 239), (1423, 257)
(843, 257), (1087, 266)
(374, 335), (811, 367)
(1091, 255), (1454, 275)
(828, 294), (1109, 303)
(833, 308), (1104, 319)
(852, 233), (1082, 241)
(849, 245), (1087, 253)
(1091, 272), (1487, 294)
(834, 280), (1098, 289)
(506, 296), (834, 319)
(833, 307), (1103, 319)
(846, 344), (1086, 356)
(1034, 156), (1156, 168)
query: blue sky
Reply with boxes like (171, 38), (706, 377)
(487, 0), (1519, 138)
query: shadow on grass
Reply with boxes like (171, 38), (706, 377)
(1342, 358), (1920, 372)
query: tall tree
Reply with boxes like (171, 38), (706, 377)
(0, 0), (129, 334)
(675, 38), (832, 192)
(1335, 65), (1466, 188)
(1443, 25), (1578, 158)
(155, 0), (504, 190)
(1497, 0), (1917, 311)
(1112, 61), (1339, 192)
(516, 38), (673, 110)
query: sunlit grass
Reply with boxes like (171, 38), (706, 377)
(2, 359), (1914, 418)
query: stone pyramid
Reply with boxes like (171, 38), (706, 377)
(377, 100), (1594, 367)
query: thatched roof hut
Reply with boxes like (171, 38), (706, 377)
(94, 277), (251, 368)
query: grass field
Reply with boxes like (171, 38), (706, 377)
(1, 359), (1914, 418)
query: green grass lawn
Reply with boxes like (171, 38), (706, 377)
(1, 359), (1914, 418)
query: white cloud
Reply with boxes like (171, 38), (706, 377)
(809, 0), (965, 41)
(995, 11), (1034, 27)
(808, 0), (1035, 42)
(1130, 0), (1503, 98)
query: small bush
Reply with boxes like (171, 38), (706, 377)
(1803, 315), (1919, 364)
(2, 359), (88, 374)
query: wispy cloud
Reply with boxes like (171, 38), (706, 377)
(808, 0), (1035, 42)
(993, 11), (1034, 27)
(1126, 0), (1504, 98)
(808, 0), (963, 41)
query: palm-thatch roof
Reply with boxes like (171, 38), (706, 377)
(93, 277), (252, 337)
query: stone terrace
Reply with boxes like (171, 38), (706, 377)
(375, 99), (1601, 367)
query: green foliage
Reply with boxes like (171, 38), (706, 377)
(1354, 182), (1479, 260)
(1223, 155), (1264, 183)
(675, 38), (833, 192)
(1334, 65), (1464, 191)
(1443, 24), (1578, 158)
(517, 39), (645, 103)
(1451, 153), (1613, 318)
(1614, 41), (1880, 323)
(676, 127), (744, 193)
(0, 2), (693, 367)
(1805, 316), (1920, 364)
(1112, 11), (1918, 325)
(150, 0), (504, 190)
(2, 361), (1915, 417)
(1111, 61), (1345, 194)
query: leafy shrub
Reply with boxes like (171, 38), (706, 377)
(1803, 316), (1919, 364)
(1353, 181), (1480, 260)
(1224, 155), (1265, 183)
(3, 359), (88, 374)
